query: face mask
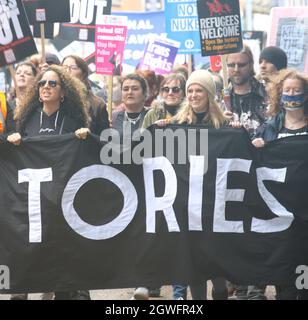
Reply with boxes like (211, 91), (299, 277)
(281, 93), (306, 111)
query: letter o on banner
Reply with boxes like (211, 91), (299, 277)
(62, 165), (138, 240)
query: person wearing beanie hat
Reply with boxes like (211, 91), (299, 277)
(170, 68), (228, 300)
(174, 69), (226, 129)
(259, 46), (288, 81)
(185, 69), (216, 98)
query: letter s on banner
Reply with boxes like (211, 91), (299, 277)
(251, 167), (294, 233)
(62, 165), (138, 240)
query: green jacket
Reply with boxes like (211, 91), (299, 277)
(142, 100), (182, 129)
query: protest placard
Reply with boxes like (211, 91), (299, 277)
(95, 15), (128, 76)
(22, 0), (70, 23)
(59, 0), (112, 42)
(0, 0), (37, 67)
(267, 7), (308, 73)
(139, 36), (180, 75)
(197, 0), (243, 56)
(165, 0), (201, 54)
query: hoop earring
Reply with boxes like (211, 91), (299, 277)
(39, 97), (43, 102)
(61, 96), (64, 103)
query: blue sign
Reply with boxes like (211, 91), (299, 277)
(113, 11), (166, 67)
(165, 0), (201, 54)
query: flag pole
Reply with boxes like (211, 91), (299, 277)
(221, 55), (231, 111)
(40, 23), (46, 63)
(107, 75), (113, 123)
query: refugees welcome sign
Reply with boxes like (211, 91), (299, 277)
(197, 0), (243, 56)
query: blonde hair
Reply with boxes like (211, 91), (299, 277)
(174, 95), (226, 128)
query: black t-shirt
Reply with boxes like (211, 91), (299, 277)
(277, 126), (308, 139)
(22, 108), (81, 137)
(38, 110), (63, 135)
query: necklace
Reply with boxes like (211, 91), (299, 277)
(124, 111), (142, 125)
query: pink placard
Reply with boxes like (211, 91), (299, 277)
(267, 7), (308, 74)
(95, 16), (127, 75)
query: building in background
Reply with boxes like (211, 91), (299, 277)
(112, 0), (163, 12)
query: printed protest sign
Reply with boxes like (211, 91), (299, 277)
(267, 7), (308, 73)
(59, 0), (112, 42)
(95, 16), (128, 76)
(197, 0), (243, 56)
(0, 0), (37, 67)
(165, 0), (201, 54)
(22, 0), (70, 23)
(139, 37), (180, 75)
(210, 55), (222, 72)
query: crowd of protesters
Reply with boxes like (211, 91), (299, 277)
(1, 43), (308, 301)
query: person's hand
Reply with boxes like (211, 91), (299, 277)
(75, 128), (90, 140)
(7, 133), (21, 145)
(223, 110), (234, 120)
(229, 120), (242, 129)
(39, 62), (49, 72)
(252, 138), (265, 148)
(155, 119), (171, 127)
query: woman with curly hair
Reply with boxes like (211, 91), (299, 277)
(7, 65), (91, 300)
(7, 65), (90, 145)
(252, 69), (308, 148)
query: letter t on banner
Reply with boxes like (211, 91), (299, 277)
(18, 168), (53, 243)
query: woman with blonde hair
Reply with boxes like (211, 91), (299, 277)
(164, 69), (228, 300)
(173, 69), (226, 128)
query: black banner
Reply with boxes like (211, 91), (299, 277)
(59, 0), (112, 42)
(22, 0), (70, 23)
(0, 127), (308, 293)
(197, 0), (243, 56)
(0, 0), (37, 67)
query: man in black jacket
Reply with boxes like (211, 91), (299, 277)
(224, 45), (267, 138)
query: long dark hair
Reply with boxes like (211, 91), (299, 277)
(15, 65), (89, 132)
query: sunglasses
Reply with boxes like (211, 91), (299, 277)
(38, 79), (59, 88)
(227, 62), (250, 69)
(161, 86), (182, 94)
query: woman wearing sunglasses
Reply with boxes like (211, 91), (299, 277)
(7, 65), (90, 146)
(142, 73), (186, 130)
(7, 66), (90, 300)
